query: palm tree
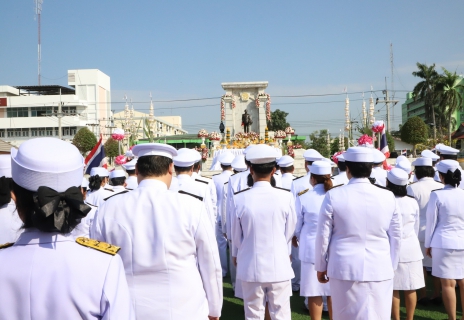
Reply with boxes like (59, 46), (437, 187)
(412, 63), (439, 141)
(436, 68), (464, 145)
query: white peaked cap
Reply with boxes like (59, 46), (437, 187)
(11, 138), (84, 192)
(90, 167), (109, 177)
(336, 154), (345, 162)
(396, 155), (408, 164)
(303, 149), (324, 161)
(218, 152), (235, 166)
(387, 168), (409, 186)
(372, 149), (386, 163)
(132, 143), (177, 159)
(396, 160), (412, 174)
(243, 145), (256, 159)
(277, 155), (294, 168)
(246, 145), (277, 164)
(436, 159), (460, 174)
(125, 150), (134, 157)
(81, 177), (89, 189)
(122, 158), (137, 171)
(322, 157), (337, 167)
(109, 170), (126, 179)
(438, 145), (459, 155)
(0, 154), (12, 178)
(310, 160), (332, 175)
(173, 148), (198, 167)
(344, 147), (374, 163)
(412, 157), (432, 167)
(421, 150), (439, 160)
(231, 155), (247, 171)
(435, 143), (445, 152)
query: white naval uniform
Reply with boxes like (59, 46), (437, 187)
(0, 228), (134, 320)
(370, 166), (387, 187)
(72, 201), (98, 238)
(212, 170), (234, 277)
(281, 173), (295, 190)
(295, 184), (331, 297)
(407, 177), (444, 268)
(231, 181), (296, 320)
(93, 179), (223, 320)
(315, 178), (402, 320)
(192, 172), (218, 220)
(0, 201), (22, 244)
(273, 172), (283, 187)
(425, 186), (464, 279)
(125, 175), (138, 190)
(331, 170), (349, 186)
(290, 173), (312, 199)
(85, 187), (114, 207)
(393, 196), (425, 290)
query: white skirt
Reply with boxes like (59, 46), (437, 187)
(420, 241), (432, 268)
(393, 260), (425, 290)
(300, 261), (331, 297)
(432, 247), (464, 279)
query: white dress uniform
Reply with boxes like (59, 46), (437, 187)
(192, 171), (218, 219)
(407, 157), (444, 268)
(73, 202), (98, 238)
(331, 170), (348, 186)
(370, 166), (387, 187)
(295, 182), (331, 297)
(85, 186), (114, 207)
(0, 201), (22, 243)
(280, 173), (295, 189)
(125, 176), (138, 190)
(291, 174), (312, 198)
(315, 147), (402, 320)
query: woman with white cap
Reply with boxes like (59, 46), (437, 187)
(0, 154), (22, 244)
(386, 168), (424, 320)
(294, 160), (332, 320)
(425, 159), (464, 320)
(0, 137), (134, 319)
(86, 167), (113, 207)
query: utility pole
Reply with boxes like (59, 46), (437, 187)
(35, 0), (43, 85)
(58, 88), (62, 139)
(375, 77), (399, 133)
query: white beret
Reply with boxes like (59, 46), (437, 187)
(436, 159), (460, 174)
(438, 145), (459, 155)
(344, 147), (374, 163)
(132, 143), (177, 159)
(231, 155), (247, 171)
(11, 138), (84, 192)
(412, 157), (432, 167)
(218, 152), (235, 166)
(396, 160), (411, 174)
(303, 149), (324, 162)
(387, 168), (409, 186)
(173, 148), (198, 167)
(421, 150), (439, 160)
(310, 160), (332, 175)
(277, 155), (294, 168)
(122, 158), (137, 171)
(90, 167), (109, 177)
(0, 154), (11, 178)
(247, 145), (277, 164)
(372, 149), (386, 163)
(109, 170), (126, 179)
(396, 155), (408, 164)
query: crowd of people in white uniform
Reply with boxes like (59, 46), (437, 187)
(0, 136), (463, 320)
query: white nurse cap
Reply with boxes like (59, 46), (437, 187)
(310, 160), (332, 175)
(90, 167), (109, 177)
(277, 155), (294, 168)
(122, 158), (137, 171)
(303, 149), (324, 162)
(387, 168), (409, 186)
(436, 159), (460, 174)
(412, 157), (432, 167)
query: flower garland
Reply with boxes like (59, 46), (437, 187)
(255, 93), (272, 121)
(287, 145), (295, 158)
(274, 130), (286, 139)
(115, 155), (127, 165)
(112, 128), (125, 141)
(372, 120), (385, 133)
(220, 94), (235, 121)
(331, 151), (344, 164)
(357, 134), (374, 147)
(208, 131), (221, 141)
(284, 126), (295, 135)
(197, 129), (209, 138)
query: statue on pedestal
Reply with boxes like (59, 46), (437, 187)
(242, 110), (253, 133)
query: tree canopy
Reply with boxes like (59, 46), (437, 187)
(267, 109), (290, 131)
(72, 127), (97, 155)
(400, 116), (428, 156)
(309, 129), (330, 158)
(104, 137), (119, 158)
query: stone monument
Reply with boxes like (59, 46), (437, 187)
(221, 81), (270, 138)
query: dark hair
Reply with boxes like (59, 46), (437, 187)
(281, 165), (294, 174)
(250, 162), (276, 178)
(137, 155), (173, 177)
(193, 161), (201, 171)
(126, 169), (136, 175)
(245, 159), (251, 167)
(220, 164), (232, 171)
(88, 175), (102, 191)
(275, 163), (280, 169)
(414, 166), (435, 180)
(110, 177), (126, 186)
(337, 162), (346, 172)
(439, 169), (462, 187)
(311, 173), (333, 192)
(247, 173), (276, 187)
(0, 177), (12, 206)
(345, 161), (373, 178)
(174, 165), (193, 173)
(305, 160), (314, 166)
(441, 154), (458, 160)
(386, 179), (407, 197)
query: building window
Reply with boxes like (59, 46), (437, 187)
(0, 131), (4, 138)
(7, 107), (28, 118)
(31, 107), (54, 117)
(21, 129), (29, 137)
(37, 128), (46, 136)
(62, 106), (77, 115)
(62, 127), (77, 136)
(54, 127), (59, 136)
(46, 128), (53, 136)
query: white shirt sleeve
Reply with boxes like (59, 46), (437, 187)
(294, 195), (304, 239)
(425, 192), (439, 248)
(221, 185), (228, 234)
(230, 195), (241, 258)
(388, 197), (402, 271)
(315, 193), (333, 272)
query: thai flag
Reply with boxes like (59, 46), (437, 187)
(84, 135), (106, 174)
(401, 150), (407, 156)
(379, 127), (390, 170)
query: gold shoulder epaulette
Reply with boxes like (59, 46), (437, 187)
(76, 237), (120, 256)
(298, 188), (309, 196)
(0, 242), (14, 249)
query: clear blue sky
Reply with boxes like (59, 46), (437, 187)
(1, 1), (463, 137)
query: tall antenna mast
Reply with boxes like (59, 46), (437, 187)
(390, 42), (394, 124)
(35, 0), (43, 85)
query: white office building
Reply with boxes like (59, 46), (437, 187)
(0, 69), (111, 146)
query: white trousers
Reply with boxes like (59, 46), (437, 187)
(330, 278), (393, 320)
(291, 245), (301, 290)
(228, 240), (243, 299)
(241, 280), (291, 320)
(215, 220), (228, 277)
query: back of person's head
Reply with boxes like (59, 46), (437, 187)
(110, 177), (126, 186)
(343, 147), (374, 178)
(345, 161), (372, 178)
(386, 168), (408, 197)
(137, 156), (173, 177)
(310, 161), (333, 192)
(88, 175), (102, 191)
(280, 165), (294, 174)
(437, 160), (461, 187)
(337, 161), (346, 172)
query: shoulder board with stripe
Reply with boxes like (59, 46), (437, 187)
(104, 188), (114, 192)
(76, 237), (120, 255)
(224, 181), (229, 185)
(231, 172), (237, 176)
(234, 188), (250, 195)
(293, 176), (303, 181)
(126, 188), (133, 191)
(84, 201), (98, 208)
(195, 179), (209, 185)
(406, 194), (415, 198)
(104, 190), (130, 201)
(329, 184), (343, 190)
(373, 184), (391, 191)
(212, 173), (220, 176)
(298, 188), (309, 196)
(274, 172), (279, 176)
(432, 188), (444, 192)
(408, 181), (416, 185)
(178, 190), (203, 201)
(0, 242), (14, 249)
(274, 186), (290, 192)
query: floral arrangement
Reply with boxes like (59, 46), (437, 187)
(220, 94), (235, 121)
(331, 151), (344, 164)
(287, 145), (295, 158)
(201, 148), (208, 162)
(357, 134), (374, 147)
(208, 131), (221, 141)
(255, 93), (272, 121)
(115, 155), (127, 165)
(293, 143), (303, 149)
(234, 132), (247, 140)
(274, 130), (286, 139)
(197, 129), (209, 138)
(284, 126), (295, 135)
(248, 131), (259, 141)
(372, 120), (385, 133)
(112, 128), (125, 141)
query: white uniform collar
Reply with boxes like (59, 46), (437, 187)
(112, 185), (126, 192)
(347, 177), (371, 185)
(222, 170), (233, 176)
(252, 181), (272, 188)
(138, 179), (168, 190)
(313, 184), (325, 191)
(15, 228), (74, 245)
(176, 174), (192, 181)
(418, 177), (435, 182)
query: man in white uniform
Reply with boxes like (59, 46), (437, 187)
(290, 149), (324, 198)
(104, 170), (129, 200)
(331, 153), (349, 186)
(436, 144), (464, 189)
(370, 149), (387, 187)
(278, 155), (295, 190)
(315, 147), (402, 320)
(0, 154), (21, 244)
(193, 159), (218, 218)
(420, 150), (441, 182)
(93, 143), (223, 320)
(212, 152), (235, 277)
(86, 167), (114, 207)
(231, 144), (296, 319)
(122, 158), (138, 190)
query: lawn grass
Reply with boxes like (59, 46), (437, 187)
(221, 274), (462, 319)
